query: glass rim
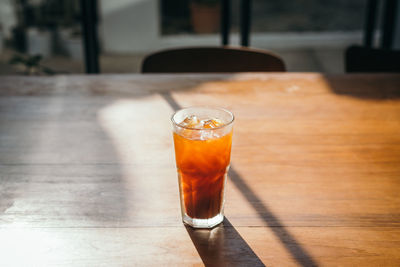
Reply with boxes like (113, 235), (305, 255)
(171, 106), (235, 131)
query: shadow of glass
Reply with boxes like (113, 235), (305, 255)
(229, 167), (318, 267)
(185, 218), (265, 267)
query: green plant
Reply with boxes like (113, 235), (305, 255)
(9, 54), (56, 75)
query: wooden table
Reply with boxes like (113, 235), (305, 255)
(0, 73), (399, 266)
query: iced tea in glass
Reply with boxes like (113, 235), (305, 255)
(172, 107), (234, 228)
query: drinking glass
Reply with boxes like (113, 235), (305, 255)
(172, 107), (234, 228)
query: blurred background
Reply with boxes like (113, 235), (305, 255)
(0, 0), (399, 74)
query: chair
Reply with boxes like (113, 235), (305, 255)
(345, 46), (400, 73)
(345, 0), (400, 73)
(141, 46), (286, 73)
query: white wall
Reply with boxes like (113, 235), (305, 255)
(100, 0), (160, 53)
(0, 0), (17, 39)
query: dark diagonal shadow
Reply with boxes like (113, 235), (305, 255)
(185, 218), (265, 267)
(229, 167), (318, 267)
(162, 91), (318, 266)
(160, 91), (181, 111)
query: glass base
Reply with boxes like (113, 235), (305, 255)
(182, 213), (224, 229)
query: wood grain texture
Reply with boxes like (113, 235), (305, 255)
(0, 73), (400, 266)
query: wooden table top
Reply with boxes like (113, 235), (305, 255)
(0, 73), (399, 266)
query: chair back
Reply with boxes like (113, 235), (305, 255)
(345, 45), (400, 73)
(142, 46), (285, 73)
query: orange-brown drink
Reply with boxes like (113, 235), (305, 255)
(172, 107), (234, 228)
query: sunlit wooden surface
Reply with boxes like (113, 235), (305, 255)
(1, 73), (400, 266)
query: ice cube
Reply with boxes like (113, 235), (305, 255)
(180, 115), (201, 128)
(201, 118), (223, 129)
(199, 130), (212, 140)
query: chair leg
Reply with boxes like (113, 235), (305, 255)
(80, 0), (100, 74)
(221, 0), (231, 46)
(364, 0), (378, 47)
(240, 0), (251, 47)
(381, 0), (398, 49)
